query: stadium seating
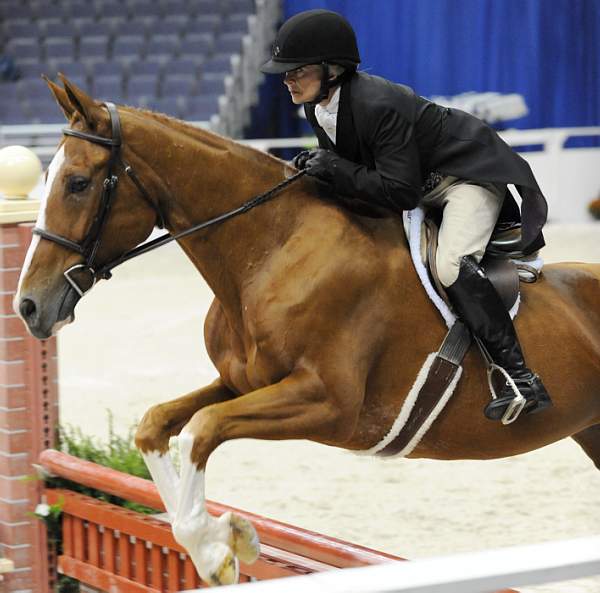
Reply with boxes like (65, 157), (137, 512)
(0, 0), (281, 135)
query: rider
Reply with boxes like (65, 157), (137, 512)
(260, 9), (552, 421)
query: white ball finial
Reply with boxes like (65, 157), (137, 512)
(0, 145), (43, 200)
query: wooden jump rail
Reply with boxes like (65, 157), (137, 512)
(39, 449), (403, 592)
(39, 449), (519, 593)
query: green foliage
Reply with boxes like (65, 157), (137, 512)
(38, 412), (160, 592)
(56, 575), (80, 593)
(47, 412), (157, 515)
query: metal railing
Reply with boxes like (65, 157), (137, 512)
(2, 125), (599, 222)
(1, 125), (598, 162)
(190, 535), (600, 593)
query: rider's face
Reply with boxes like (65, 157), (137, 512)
(283, 65), (322, 104)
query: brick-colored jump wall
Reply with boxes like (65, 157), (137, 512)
(0, 223), (58, 593)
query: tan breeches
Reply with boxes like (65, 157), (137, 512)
(422, 178), (506, 287)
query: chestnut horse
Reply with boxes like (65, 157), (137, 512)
(15, 77), (600, 585)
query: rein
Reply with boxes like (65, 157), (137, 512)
(97, 169), (306, 280)
(33, 102), (306, 297)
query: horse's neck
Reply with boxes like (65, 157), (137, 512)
(126, 112), (433, 341)
(128, 112), (305, 318)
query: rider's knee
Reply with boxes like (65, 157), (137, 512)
(436, 250), (461, 288)
(436, 249), (484, 288)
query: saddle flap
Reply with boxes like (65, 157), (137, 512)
(421, 213), (520, 313)
(480, 255), (520, 311)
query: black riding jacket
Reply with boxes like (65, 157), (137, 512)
(304, 71), (547, 254)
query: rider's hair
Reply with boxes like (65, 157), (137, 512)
(328, 64), (346, 78)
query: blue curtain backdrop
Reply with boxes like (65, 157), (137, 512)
(276, 0), (599, 130)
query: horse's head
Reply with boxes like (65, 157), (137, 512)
(15, 76), (159, 339)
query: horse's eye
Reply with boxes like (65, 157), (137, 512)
(69, 176), (89, 193)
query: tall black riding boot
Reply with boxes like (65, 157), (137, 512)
(445, 256), (552, 421)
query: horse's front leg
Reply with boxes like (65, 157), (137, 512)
(171, 431), (260, 586)
(135, 378), (236, 455)
(134, 379), (236, 523)
(173, 367), (358, 585)
(134, 377), (260, 586)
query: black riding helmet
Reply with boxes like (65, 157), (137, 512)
(260, 9), (361, 74)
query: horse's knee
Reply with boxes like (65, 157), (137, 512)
(135, 403), (170, 453)
(182, 407), (221, 469)
(436, 247), (484, 288)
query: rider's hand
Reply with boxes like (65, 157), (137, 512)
(291, 150), (312, 170)
(303, 149), (337, 182)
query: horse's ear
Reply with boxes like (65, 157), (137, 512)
(58, 73), (105, 130)
(44, 75), (75, 120)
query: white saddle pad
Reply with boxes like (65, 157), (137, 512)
(402, 207), (536, 326)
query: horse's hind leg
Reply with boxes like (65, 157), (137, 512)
(572, 425), (600, 470)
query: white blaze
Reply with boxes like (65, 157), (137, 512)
(14, 146), (65, 312)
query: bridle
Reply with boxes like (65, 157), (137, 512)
(33, 102), (305, 298)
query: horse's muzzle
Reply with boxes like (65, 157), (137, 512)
(16, 286), (79, 339)
(17, 295), (50, 339)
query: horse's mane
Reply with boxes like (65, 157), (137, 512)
(119, 105), (393, 231)
(121, 105), (288, 172)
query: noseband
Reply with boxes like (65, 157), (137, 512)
(33, 102), (305, 298)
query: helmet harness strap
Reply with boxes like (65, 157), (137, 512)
(308, 62), (333, 105)
(307, 62), (353, 105)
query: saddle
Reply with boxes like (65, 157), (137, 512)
(419, 212), (542, 313)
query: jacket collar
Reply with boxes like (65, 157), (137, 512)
(304, 103), (334, 149)
(303, 74), (360, 161)
(334, 74), (360, 162)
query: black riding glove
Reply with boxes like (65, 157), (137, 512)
(303, 148), (337, 182)
(304, 148), (419, 214)
(291, 150), (312, 170)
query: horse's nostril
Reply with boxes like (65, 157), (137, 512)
(20, 298), (37, 320)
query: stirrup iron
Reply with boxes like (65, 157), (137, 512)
(486, 362), (527, 425)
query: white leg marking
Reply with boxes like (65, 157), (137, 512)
(172, 430), (238, 585)
(14, 146), (65, 313)
(141, 450), (180, 521)
(142, 431), (259, 585)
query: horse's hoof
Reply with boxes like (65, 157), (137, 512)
(202, 542), (239, 587)
(225, 512), (260, 564)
